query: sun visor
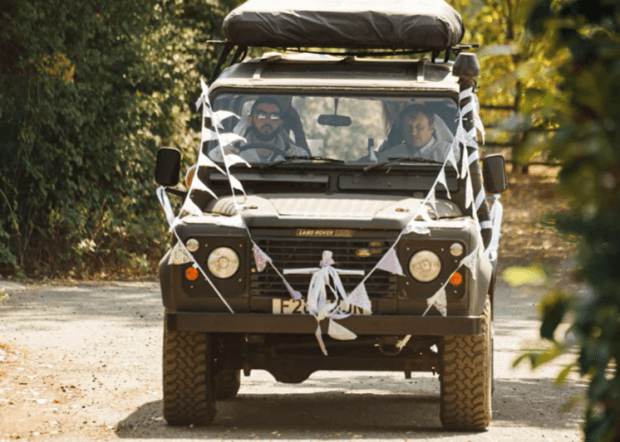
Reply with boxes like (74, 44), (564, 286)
(222, 0), (465, 50)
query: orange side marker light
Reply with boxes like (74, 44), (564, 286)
(185, 266), (199, 281)
(449, 271), (463, 286)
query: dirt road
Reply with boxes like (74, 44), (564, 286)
(0, 269), (584, 442)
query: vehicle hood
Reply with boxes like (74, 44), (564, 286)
(203, 193), (462, 229)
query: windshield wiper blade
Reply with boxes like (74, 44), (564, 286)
(363, 156), (442, 172)
(261, 156), (344, 169)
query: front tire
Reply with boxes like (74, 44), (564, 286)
(163, 317), (216, 426)
(440, 298), (492, 431)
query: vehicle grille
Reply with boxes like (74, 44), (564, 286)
(250, 232), (398, 299)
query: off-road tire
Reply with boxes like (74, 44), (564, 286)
(163, 318), (216, 426)
(440, 298), (492, 431)
(214, 369), (241, 400)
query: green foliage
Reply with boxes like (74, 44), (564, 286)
(510, 1), (620, 440)
(0, 0), (239, 276)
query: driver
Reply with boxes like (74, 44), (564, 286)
(222, 97), (306, 163)
(376, 104), (458, 163)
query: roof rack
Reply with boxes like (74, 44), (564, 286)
(206, 42), (480, 85)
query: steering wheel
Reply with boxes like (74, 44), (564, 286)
(237, 143), (288, 162)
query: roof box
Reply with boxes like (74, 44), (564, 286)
(222, 0), (465, 50)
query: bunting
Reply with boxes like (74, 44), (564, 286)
(348, 283), (372, 312)
(376, 248), (404, 276)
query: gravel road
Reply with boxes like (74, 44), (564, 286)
(0, 271), (584, 442)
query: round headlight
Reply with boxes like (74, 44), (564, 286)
(207, 247), (240, 279)
(409, 250), (442, 282)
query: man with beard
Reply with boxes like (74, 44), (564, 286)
(211, 97), (306, 163)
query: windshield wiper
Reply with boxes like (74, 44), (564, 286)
(363, 156), (442, 172)
(261, 156), (345, 170)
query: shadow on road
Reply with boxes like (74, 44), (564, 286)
(116, 374), (583, 440)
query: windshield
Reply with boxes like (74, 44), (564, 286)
(208, 93), (460, 165)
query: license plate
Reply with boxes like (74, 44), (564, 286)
(272, 299), (370, 315)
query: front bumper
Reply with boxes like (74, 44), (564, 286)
(166, 312), (481, 336)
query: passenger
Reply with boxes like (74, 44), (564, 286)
(376, 104), (458, 163)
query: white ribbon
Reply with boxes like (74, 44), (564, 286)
(156, 186), (176, 226)
(484, 194), (503, 262)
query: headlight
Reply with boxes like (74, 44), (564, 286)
(207, 247), (240, 279)
(409, 250), (442, 282)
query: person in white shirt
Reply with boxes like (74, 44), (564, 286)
(376, 104), (457, 163)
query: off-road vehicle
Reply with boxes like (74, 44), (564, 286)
(155, 0), (507, 431)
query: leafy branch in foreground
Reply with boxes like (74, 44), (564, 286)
(510, 1), (620, 441)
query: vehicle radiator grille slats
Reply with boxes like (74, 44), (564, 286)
(250, 234), (398, 299)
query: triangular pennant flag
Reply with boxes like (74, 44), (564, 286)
(191, 177), (218, 199)
(213, 110), (239, 128)
(424, 288), (447, 316)
(445, 141), (460, 177)
(414, 205), (433, 222)
(201, 127), (218, 142)
(224, 153), (251, 168)
(197, 152), (226, 174)
(402, 220), (431, 236)
(348, 283), (371, 312)
(461, 149), (469, 179)
(195, 95), (204, 112)
(252, 243), (272, 272)
(426, 187), (437, 217)
(169, 242), (193, 265)
(436, 168), (451, 199)
(315, 324), (328, 356)
(228, 174), (246, 195)
(376, 248), (404, 276)
(200, 78), (209, 97)
(181, 195), (203, 216)
(461, 250), (478, 280)
(327, 319), (357, 340)
(218, 132), (246, 148)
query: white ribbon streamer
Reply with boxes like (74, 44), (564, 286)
(156, 186), (176, 226)
(484, 194), (503, 262)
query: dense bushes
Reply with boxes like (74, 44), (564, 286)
(0, 0), (237, 277)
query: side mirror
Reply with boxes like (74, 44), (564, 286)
(482, 154), (507, 194)
(155, 147), (181, 187)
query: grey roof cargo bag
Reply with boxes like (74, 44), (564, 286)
(222, 0), (464, 50)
